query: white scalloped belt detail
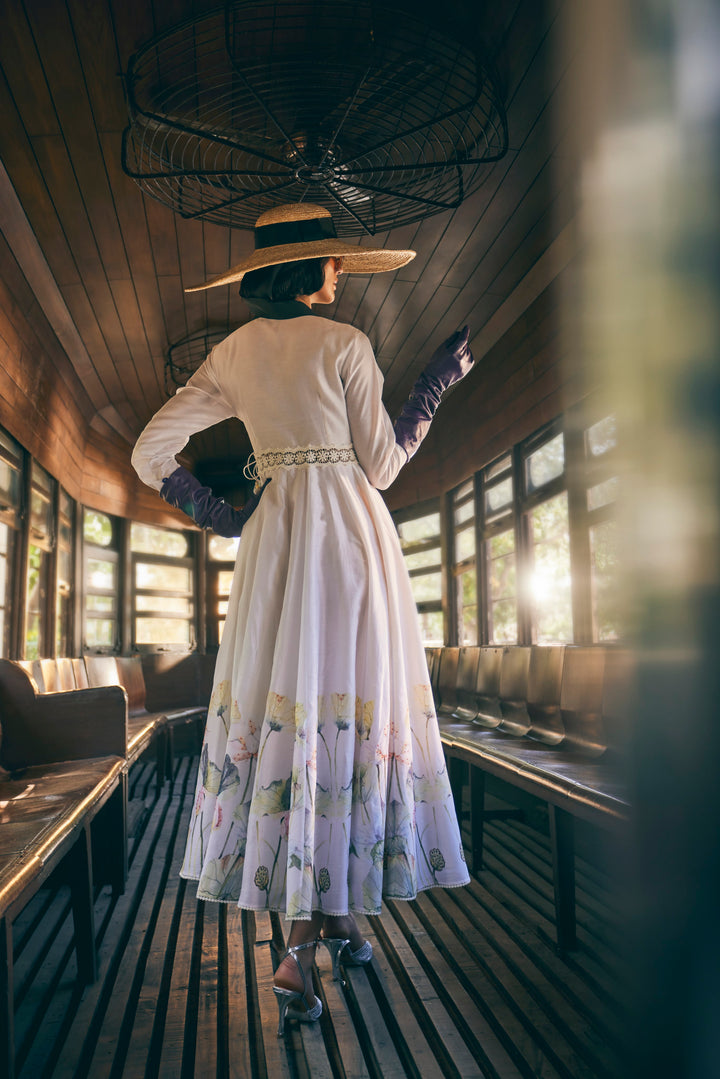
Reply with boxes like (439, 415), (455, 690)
(244, 444), (358, 487)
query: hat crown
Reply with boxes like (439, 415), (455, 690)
(255, 203), (331, 228)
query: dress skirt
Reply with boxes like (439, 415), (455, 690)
(180, 455), (469, 916)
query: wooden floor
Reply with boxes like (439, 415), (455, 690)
(12, 754), (627, 1078)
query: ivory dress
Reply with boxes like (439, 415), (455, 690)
(132, 312), (469, 916)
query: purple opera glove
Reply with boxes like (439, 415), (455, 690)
(160, 466), (269, 538)
(393, 326), (474, 460)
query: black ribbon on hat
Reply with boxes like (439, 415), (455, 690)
(254, 216), (337, 250)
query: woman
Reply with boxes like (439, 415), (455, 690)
(132, 203), (472, 1034)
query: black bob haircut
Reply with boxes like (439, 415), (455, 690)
(240, 257), (327, 302)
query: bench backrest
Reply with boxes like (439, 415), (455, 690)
(559, 647), (607, 756)
(454, 646), (480, 720)
(527, 645), (565, 745)
(497, 647), (532, 736)
(473, 647), (505, 728)
(84, 655), (122, 692)
(116, 657), (148, 714)
(602, 648), (635, 758)
(436, 647), (460, 714)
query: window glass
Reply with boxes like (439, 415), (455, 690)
(587, 414), (617, 457)
(526, 433), (564, 492)
(487, 529), (517, 644)
(88, 558), (116, 591)
(455, 525), (475, 564)
(84, 509), (113, 547)
(0, 458), (21, 510)
(0, 523), (15, 656)
(85, 619), (115, 648)
(409, 572), (442, 605)
(485, 453), (511, 481)
(485, 476), (513, 516)
(417, 610), (443, 647)
(87, 594), (114, 612)
(131, 523), (188, 558)
(587, 476), (619, 512)
(591, 518), (620, 641)
(404, 548), (441, 572)
(457, 567), (477, 645)
(26, 543), (49, 659)
(56, 489), (73, 655)
(208, 535), (240, 561)
(30, 463), (54, 543)
(529, 492), (573, 643)
(136, 595), (193, 615)
(84, 509), (119, 652)
(218, 570), (234, 593)
(135, 562), (192, 592)
(396, 512), (441, 547)
(454, 499), (475, 526)
(136, 618), (193, 645)
(394, 504), (443, 646)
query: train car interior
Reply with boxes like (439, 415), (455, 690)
(0, 1), (718, 1077)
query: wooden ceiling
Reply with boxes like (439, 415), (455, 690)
(0, 0), (572, 491)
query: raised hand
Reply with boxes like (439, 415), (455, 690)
(393, 327), (475, 460)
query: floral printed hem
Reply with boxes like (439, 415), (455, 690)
(181, 679), (469, 916)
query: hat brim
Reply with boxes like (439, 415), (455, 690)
(185, 239), (416, 292)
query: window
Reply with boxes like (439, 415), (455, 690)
(481, 454), (518, 645)
(585, 414), (620, 640)
(83, 509), (119, 651)
(0, 431), (22, 656)
(56, 489), (74, 655)
(207, 534), (239, 646)
(26, 462), (56, 658)
(451, 479), (477, 644)
(522, 428), (573, 644)
(131, 523), (195, 649)
(394, 502), (443, 645)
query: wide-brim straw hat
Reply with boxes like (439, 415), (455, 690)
(185, 203), (416, 292)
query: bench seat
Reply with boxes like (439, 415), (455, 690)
(0, 756), (126, 910)
(439, 718), (628, 825)
(0, 659), (128, 1079)
(432, 644), (633, 955)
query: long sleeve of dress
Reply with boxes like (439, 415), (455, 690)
(131, 360), (236, 491)
(342, 332), (407, 491)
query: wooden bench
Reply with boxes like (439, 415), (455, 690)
(0, 659), (128, 1079)
(29, 655), (209, 791)
(430, 644), (632, 954)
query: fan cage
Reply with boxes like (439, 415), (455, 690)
(166, 329), (230, 392)
(122, 1), (508, 236)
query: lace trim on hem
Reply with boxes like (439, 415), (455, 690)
(244, 444), (357, 488)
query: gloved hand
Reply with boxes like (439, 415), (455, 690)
(394, 326), (474, 460)
(160, 466), (269, 537)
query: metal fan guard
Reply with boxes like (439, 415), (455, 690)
(122, 1), (508, 236)
(166, 329), (230, 391)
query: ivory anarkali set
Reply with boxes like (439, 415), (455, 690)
(132, 313), (469, 916)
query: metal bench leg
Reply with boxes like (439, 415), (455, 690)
(155, 732), (166, 795)
(69, 825), (98, 984)
(0, 917), (15, 1079)
(469, 766), (486, 873)
(448, 756), (465, 824)
(107, 773), (128, 896)
(548, 805), (576, 954)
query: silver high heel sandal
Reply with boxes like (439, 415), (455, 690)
(272, 940), (323, 1036)
(319, 936), (373, 981)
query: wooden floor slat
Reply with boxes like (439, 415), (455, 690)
(13, 751), (625, 1078)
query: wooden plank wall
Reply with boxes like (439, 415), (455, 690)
(0, 231), (190, 526)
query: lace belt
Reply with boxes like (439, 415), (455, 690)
(244, 444), (358, 488)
